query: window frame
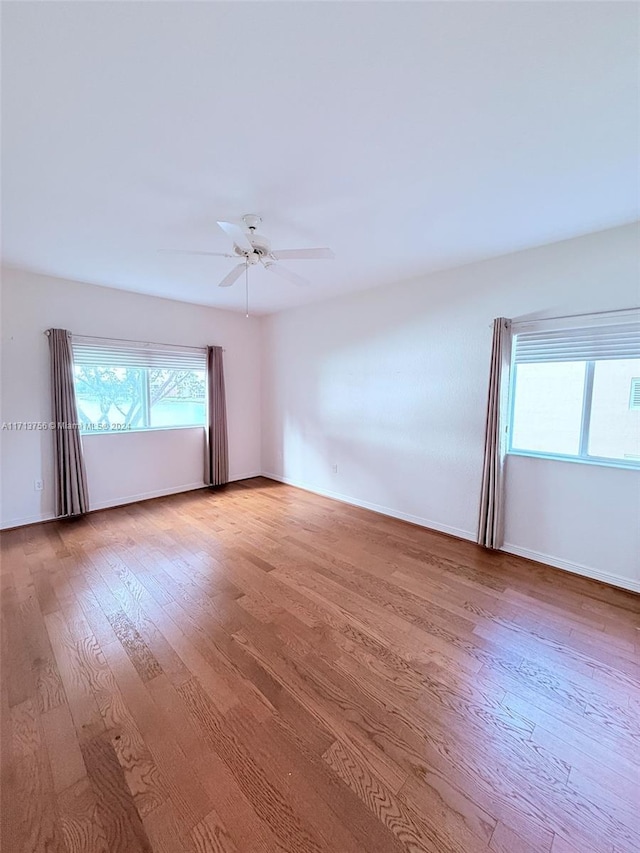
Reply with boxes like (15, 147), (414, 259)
(72, 338), (207, 436)
(506, 324), (640, 471)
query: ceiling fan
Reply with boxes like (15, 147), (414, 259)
(163, 214), (334, 289)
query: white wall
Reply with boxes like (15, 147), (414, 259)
(1, 267), (261, 527)
(260, 224), (640, 592)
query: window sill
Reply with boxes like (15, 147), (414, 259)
(507, 449), (640, 472)
(80, 425), (205, 436)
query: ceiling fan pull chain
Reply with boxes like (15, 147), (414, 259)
(245, 261), (249, 318)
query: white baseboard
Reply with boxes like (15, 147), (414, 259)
(0, 510), (58, 529)
(0, 472), (263, 530)
(88, 481), (206, 513)
(231, 471), (263, 482)
(502, 543), (640, 594)
(261, 472), (476, 542)
(262, 473), (639, 595)
(89, 470), (263, 513)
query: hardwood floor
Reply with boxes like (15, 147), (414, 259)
(1, 477), (638, 853)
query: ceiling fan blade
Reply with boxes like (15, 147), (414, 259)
(270, 248), (334, 261)
(264, 263), (310, 287)
(159, 249), (236, 258)
(216, 221), (254, 253)
(218, 262), (246, 288)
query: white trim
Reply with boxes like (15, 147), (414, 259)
(88, 481), (205, 512)
(262, 473), (639, 594)
(502, 543), (640, 594)
(261, 472), (475, 542)
(0, 471), (262, 530)
(80, 424), (206, 437)
(231, 471), (263, 482)
(0, 510), (58, 528)
(507, 448), (640, 471)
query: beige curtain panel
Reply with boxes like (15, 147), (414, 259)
(205, 345), (229, 487)
(477, 317), (512, 549)
(48, 328), (89, 517)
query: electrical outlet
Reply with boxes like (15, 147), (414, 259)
(34, 479), (44, 491)
(331, 464), (338, 474)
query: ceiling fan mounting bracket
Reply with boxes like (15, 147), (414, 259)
(242, 213), (262, 231)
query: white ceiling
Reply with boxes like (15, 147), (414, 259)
(2, 2), (638, 315)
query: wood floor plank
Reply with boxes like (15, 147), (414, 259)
(143, 801), (199, 853)
(3, 587), (36, 708)
(44, 610), (106, 742)
(324, 737), (488, 853)
(57, 776), (110, 853)
(74, 627), (167, 819)
(489, 818), (553, 853)
(10, 698), (68, 853)
(177, 676), (331, 853)
(99, 638), (213, 835)
(190, 808), (239, 853)
(2, 478), (638, 853)
(41, 700), (87, 793)
(231, 626), (410, 794)
(0, 685), (15, 850)
(500, 689), (639, 774)
(399, 769), (497, 850)
(18, 590), (66, 713)
(530, 719), (639, 800)
(246, 705), (410, 853)
(146, 677), (290, 853)
(80, 731), (155, 853)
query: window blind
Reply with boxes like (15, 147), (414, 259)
(513, 322), (640, 364)
(72, 336), (206, 371)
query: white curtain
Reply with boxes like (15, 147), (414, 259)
(477, 317), (512, 549)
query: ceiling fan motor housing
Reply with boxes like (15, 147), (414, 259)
(234, 231), (271, 261)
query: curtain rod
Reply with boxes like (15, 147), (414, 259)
(505, 306), (639, 329)
(44, 330), (224, 352)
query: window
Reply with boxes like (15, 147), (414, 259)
(508, 319), (640, 468)
(72, 338), (206, 433)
